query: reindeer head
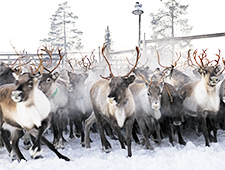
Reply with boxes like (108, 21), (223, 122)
(11, 72), (42, 103)
(101, 44), (140, 106)
(107, 76), (135, 106)
(139, 74), (164, 111)
(188, 49), (223, 87)
(38, 72), (59, 97)
(38, 45), (65, 96)
(67, 72), (89, 92)
(198, 65), (221, 87)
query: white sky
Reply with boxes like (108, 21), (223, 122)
(0, 0), (224, 54)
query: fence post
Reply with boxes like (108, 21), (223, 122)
(143, 33), (147, 63)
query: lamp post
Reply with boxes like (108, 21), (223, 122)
(132, 2), (144, 48)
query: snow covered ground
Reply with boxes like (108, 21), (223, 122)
(1, 130), (225, 170)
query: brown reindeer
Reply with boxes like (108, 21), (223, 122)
(89, 44), (140, 157)
(0, 51), (70, 161)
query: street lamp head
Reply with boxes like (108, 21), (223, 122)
(132, 2), (144, 15)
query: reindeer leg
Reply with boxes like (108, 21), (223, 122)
(29, 118), (49, 159)
(174, 125), (186, 145)
(69, 118), (75, 139)
(104, 123), (117, 140)
(11, 129), (26, 161)
(84, 112), (96, 148)
(74, 118), (85, 146)
(132, 120), (140, 144)
(94, 110), (111, 153)
(164, 117), (174, 146)
(40, 136), (70, 161)
(110, 125), (126, 149)
(57, 117), (67, 149)
(51, 115), (60, 145)
(138, 118), (153, 150)
(124, 116), (134, 157)
(198, 113), (210, 147)
(209, 116), (218, 143)
(0, 128), (13, 156)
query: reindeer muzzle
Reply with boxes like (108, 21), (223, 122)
(11, 90), (23, 103)
(67, 83), (74, 92)
(152, 102), (160, 110)
(209, 76), (219, 86)
(222, 96), (225, 104)
(107, 97), (117, 105)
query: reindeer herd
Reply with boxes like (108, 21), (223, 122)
(0, 44), (225, 162)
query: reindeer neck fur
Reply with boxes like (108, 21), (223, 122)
(191, 76), (220, 113)
(15, 85), (51, 130)
(130, 82), (161, 120)
(106, 88), (135, 128)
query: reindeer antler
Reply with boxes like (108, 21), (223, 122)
(123, 46), (141, 78)
(40, 45), (53, 68)
(100, 44), (114, 80)
(40, 46), (65, 73)
(157, 51), (170, 69)
(139, 74), (152, 86)
(50, 48), (65, 73)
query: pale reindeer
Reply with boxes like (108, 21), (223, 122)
(179, 49), (223, 146)
(89, 44), (140, 157)
(38, 46), (69, 149)
(0, 51), (70, 161)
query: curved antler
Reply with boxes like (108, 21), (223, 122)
(123, 46), (141, 78)
(157, 51), (170, 69)
(39, 46), (65, 73)
(100, 43), (114, 80)
(50, 48), (65, 73)
(138, 74), (152, 86)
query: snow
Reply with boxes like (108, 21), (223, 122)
(1, 130), (225, 170)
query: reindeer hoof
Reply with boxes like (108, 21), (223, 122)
(102, 146), (112, 153)
(54, 142), (65, 149)
(29, 147), (42, 159)
(85, 144), (91, 148)
(10, 150), (17, 161)
(23, 141), (32, 150)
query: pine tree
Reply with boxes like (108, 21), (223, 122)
(41, 2), (83, 54)
(149, 0), (192, 55)
(104, 26), (113, 51)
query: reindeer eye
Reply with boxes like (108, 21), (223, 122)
(46, 78), (52, 83)
(122, 83), (127, 89)
(147, 92), (151, 96)
(28, 81), (33, 88)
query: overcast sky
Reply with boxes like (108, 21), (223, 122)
(0, 0), (224, 54)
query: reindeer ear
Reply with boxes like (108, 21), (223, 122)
(84, 73), (89, 79)
(126, 75), (135, 85)
(67, 71), (72, 78)
(158, 81), (164, 92)
(12, 72), (19, 81)
(34, 72), (42, 79)
(215, 65), (222, 73)
(52, 72), (59, 80)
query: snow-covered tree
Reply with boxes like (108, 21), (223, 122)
(40, 2), (83, 54)
(104, 26), (113, 51)
(149, 0), (192, 57)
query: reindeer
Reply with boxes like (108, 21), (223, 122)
(156, 51), (191, 91)
(0, 51), (70, 161)
(38, 46), (69, 149)
(89, 44), (140, 157)
(67, 72), (92, 146)
(129, 75), (162, 150)
(136, 71), (185, 146)
(179, 49), (223, 146)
